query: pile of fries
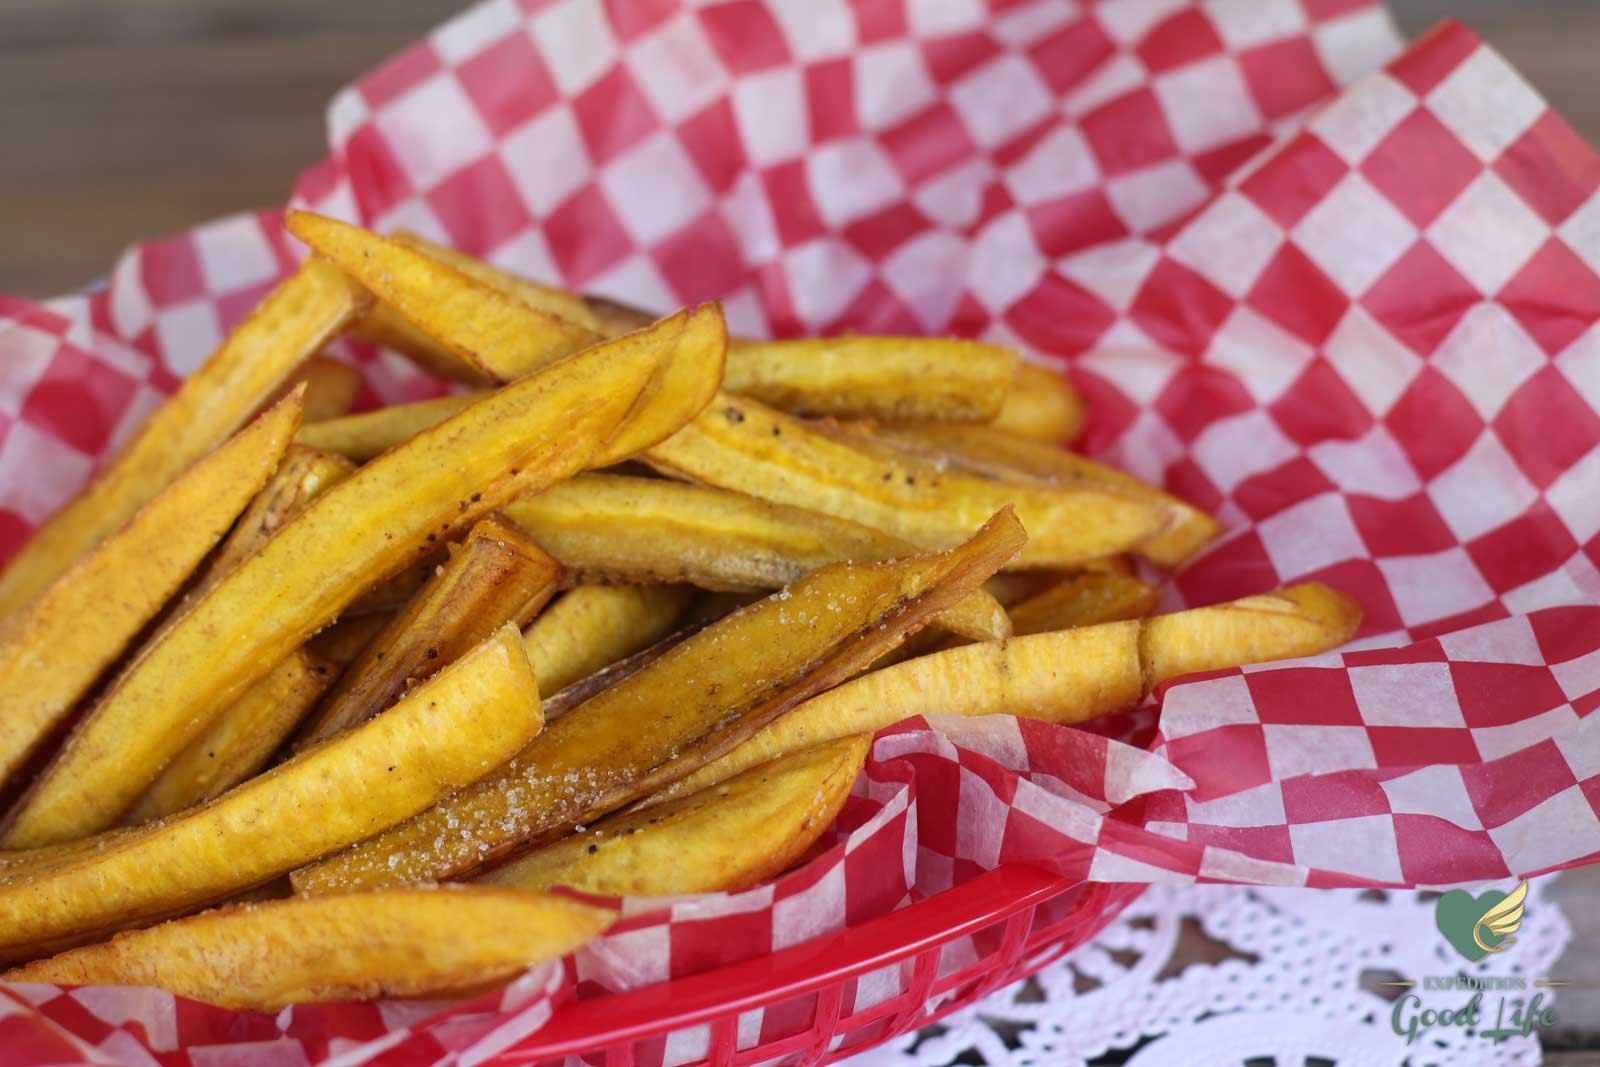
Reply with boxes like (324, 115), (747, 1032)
(0, 213), (1360, 1012)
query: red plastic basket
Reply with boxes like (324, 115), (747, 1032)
(498, 868), (1142, 1067)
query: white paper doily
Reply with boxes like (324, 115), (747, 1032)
(844, 879), (1570, 1067)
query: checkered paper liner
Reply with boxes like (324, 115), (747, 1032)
(2, 0), (1599, 1063)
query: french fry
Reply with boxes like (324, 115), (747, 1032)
(503, 474), (1010, 641)
(0, 259), (366, 618)
(722, 337), (1016, 422)
(3, 310), (702, 847)
(270, 356), (365, 422)
(291, 211), (604, 382)
(125, 649), (337, 822)
(1006, 572), (1160, 634)
(583, 295), (656, 337)
(483, 736), (867, 896)
(539, 628), (696, 723)
(292, 509), (1024, 892)
(3, 886), (614, 1011)
(988, 362), (1083, 443)
(295, 393), (478, 462)
(655, 583), (1361, 801)
(523, 584), (693, 698)
(351, 305), (494, 386)
(644, 393), (1168, 570)
(308, 611), (393, 666)
(0, 626), (541, 962)
(0, 392), (304, 791)
(298, 515), (561, 744)
(390, 231), (605, 332)
(871, 421), (1222, 567)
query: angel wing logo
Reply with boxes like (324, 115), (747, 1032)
(1435, 881), (1528, 961)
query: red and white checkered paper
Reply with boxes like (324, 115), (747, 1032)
(3, 0), (1599, 1063)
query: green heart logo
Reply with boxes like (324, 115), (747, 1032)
(1435, 882), (1527, 961)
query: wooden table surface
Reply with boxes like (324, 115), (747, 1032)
(3, 0), (1597, 1059)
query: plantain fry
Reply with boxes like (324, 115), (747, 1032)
(125, 649), (337, 822)
(1006, 572), (1160, 634)
(389, 231), (605, 332)
(294, 393), (478, 462)
(298, 514), (561, 744)
(522, 584), (692, 699)
(0, 626), (541, 962)
(657, 583), (1360, 801)
(2, 309), (703, 847)
(583, 295), (656, 337)
(270, 356), (364, 422)
(0, 259), (365, 618)
(351, 305), (494, 386)
(539, 627), (696, 723)
(3, 886), (614, 1011)
(292, 211), (603, 382)
(872, 421), (1221, 567)
(723, 336), (1016, 422)
(503, 474), (1009, 641)
(292, 509), (1024, 893)
(644, 393), (1168, 570)
(483, 736), (867, 896)
(308, 612), (393, 666)
(988, 362), (1083, 443)
(0, 392), (303, 792)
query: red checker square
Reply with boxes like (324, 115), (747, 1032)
(1367, 726), (1480, 767)
(1028, 17), (1115, 94)
(1239, 132), (1349, 229)
(455, 30), (558, 138)
(1187, 823), (1295, 864)
(670, 906), (774, 978)
(1452, 661), (1570, 730)
(1494, 363), (1600, 488)
(0, 1015), (98, 1064)
(1283, 771), (1393, 821)
(1579, 688), (1600, 716)
(1080, 89), (1182, 177)
(177, 997), (298, 1046)
(1192, 134), (1272, 185)
(1304, 0), (1379, 17)
(1071, 365), (1142, 453)
(1393, 814), (1512, 884)
(923, 30), (1003, 85)
(654, 211), (747, 303)
(0, 508), (30, 566)
(843, 203), (928, 261)
(841, 834), (910, 929)
(541, 184), (634, 286)
(1137, 9), (1224, 73)
(1347, 493), (1458, 557)
(854, 0), (907, 42)
(1163, 455), (1225, 516)
(1003, 272), (1117, 358)
(1152, 366), (1256, 443)
(1382, 367), (1483, 480)
(1495, 112), (1600, 226)
(1245, 243), (1349, 346)
(805, 57), (857, 143)
(1304, 558), (1404, 637)
(1528, 605), (1600, 665)
(572, 66), (659, 166)
(1360, 108), (1481, 228)
(761, 161), (827, 245)
(36, 993), (119, 1043)
(601, 0), (677, 41)
(1385, 19), (1479, 96)
(1461, 738), (1579, 829)
(1409, 600), (1510, 643)
(999, 808), (1095, 878)
(22, 346), (137, 456)
(1466, 503), (1581, 594)
(880, 102), (977, 186)
(677, 97), (745, 194)
(359, 42), (443, 110)
(1248, 667), (1364, 726)
(1360, 238), (1480, 356)
(343, 125), (415, 221)
(425, 156), (532, 255)
(903, 753), (963, 856)
(974, 181), (1018, 230)
(1173, 530), (1280, 611)
(946, 292), (993, 338)
(698, 0), (791, 73)
(138, 234), (206, 307)
(1164, 723), (1273, 803)
(1026, 189), (1128, 258)
(1498, 238), (1600, 357)
(827, 279), (923, 336)
(1343, 638), (1447, 668)
(1240, 38), (1338, 121)
(1130, 258), (1235, 357)
(1269, 359), (1377, 447)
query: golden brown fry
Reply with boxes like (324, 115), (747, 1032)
(522, 584), (692, 699)
(294, 393), (478, 462)
(125, 649), (337, 822)
(483, 736), (867, 896)
(583, 295), (656, 337)
(299, 515), (561, 744)
(723, 336), (1016, 422)
(3, 310), (696, 847)
(292, 211), (603, 382)
(271, 356), (364, 422)
(351, 305), (494, 386)
(3, 886), (613, 1011)
(988, 362), (1083, 443)
(657, 583), (1361, 800)
(1006, 572), (1160, 635)
(390, 231), (605, 333)
(293, 510), (1024, 893)
(0, 393), (304, 792)
(539, 628), (695, 723)
(308, 612), (393, 666)
(502, 474), (1009, 641)
(0, 626), (541, 962)
(644, 393), (1168, 570)
(0, 259), (365, 619)
(873, 421), (1222, 567)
